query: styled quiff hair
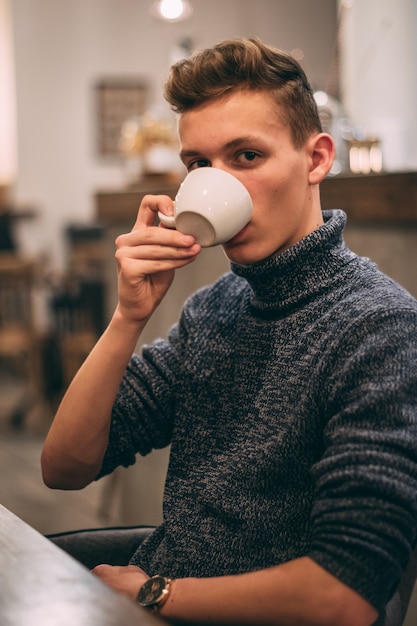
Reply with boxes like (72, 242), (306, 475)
(164, 37), (322, 148)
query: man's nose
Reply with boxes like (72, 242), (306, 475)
(210, 162), (245, 185)
(211, 161), (232, 175)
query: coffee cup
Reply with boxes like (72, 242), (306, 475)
(157, 168), (253, 247)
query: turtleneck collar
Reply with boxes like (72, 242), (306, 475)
(231, 210), (355, 313)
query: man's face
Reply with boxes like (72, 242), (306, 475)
(178, 89), (324, 265)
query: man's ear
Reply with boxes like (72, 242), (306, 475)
(307, 133), (335, 184)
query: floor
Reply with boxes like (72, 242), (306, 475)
(0, 431), (122, 534)
(1, 380), (417, 625)
(0, 376), (121, 535)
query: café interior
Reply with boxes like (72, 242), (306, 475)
(0, 1), (416, 623)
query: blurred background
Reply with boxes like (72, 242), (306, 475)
(0, 6), (416, 619)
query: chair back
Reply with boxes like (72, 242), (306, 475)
(0, 254), (36, 335)
(0, 253), (43, 426)
(378, 541), (417, 626)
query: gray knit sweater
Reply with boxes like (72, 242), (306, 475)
(99, 210), (417, 611)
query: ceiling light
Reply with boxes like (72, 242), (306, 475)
(150, 0), (193, 23)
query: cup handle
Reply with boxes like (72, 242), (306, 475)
(158, 211), (176, 229)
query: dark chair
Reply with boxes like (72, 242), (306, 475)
(379, 541), (417, 626)
(48, 526), (417, 626)
(0, 212), (16, 252)
(48, 525), (155, 571)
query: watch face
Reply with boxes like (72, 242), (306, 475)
(137, 576), (168, 607)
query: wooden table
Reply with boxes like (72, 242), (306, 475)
(0, 505), (164, 625)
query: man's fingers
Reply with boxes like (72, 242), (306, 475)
(115, 226), (197, 256)
(132, 194), (175, 231)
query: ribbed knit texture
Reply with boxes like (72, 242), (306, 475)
(99, 210), (417, 611)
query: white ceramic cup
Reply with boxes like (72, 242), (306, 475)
(158, 168), (253, 247)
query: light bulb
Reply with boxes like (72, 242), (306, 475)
(150, 0), (193, 22)
(160, 0), (183, 20)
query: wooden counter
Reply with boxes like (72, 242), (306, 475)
(96, 176), (180, 225)
(320, 171), (417, 224)
(96, 171), (417, 226)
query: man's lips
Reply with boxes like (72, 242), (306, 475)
(226, 223), (250, 245)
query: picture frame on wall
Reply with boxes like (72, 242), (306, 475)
(95, 78), (148, 158)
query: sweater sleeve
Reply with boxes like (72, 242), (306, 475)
(96, 343), (176, 478)
(96, 283), (214, 478)
(309, 306), (417, 610)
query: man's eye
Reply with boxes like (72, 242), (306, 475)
(188, 159), (210, 171)
(238, 151), (258, 163)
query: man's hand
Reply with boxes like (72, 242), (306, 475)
(114, 194), (201, 327)
(92, 564), (149, 601)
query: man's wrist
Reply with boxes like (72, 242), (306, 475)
(136, 575), (173, 614)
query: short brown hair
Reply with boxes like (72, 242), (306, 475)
(164, 37), (322, 148)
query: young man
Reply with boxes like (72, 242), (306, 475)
(42, 38), (417, 625)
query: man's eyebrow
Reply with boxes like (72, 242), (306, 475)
(180, 136), (258, 161)
(224, 136), (256, 149)
(179, 148), (202, 161)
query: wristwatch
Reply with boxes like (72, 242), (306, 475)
(136, 575), (172, 613)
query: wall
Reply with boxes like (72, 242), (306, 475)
(338, 0), (417, 297)
(10, 0), (337, 270)
(0, 0), (17, 185)
(340, 0), (417, 171)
